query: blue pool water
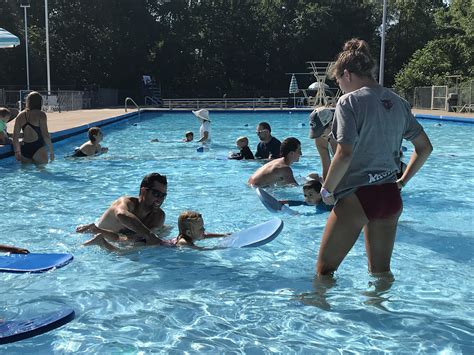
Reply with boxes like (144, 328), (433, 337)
(1, 111), (473, 353)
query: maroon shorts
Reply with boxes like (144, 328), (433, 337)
(355, 183), (402, 220)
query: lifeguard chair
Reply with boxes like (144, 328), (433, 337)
(306, 61), (340, 107)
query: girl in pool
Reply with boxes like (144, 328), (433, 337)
(83, 211), (226, 252)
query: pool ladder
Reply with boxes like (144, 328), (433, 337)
(124, 97), (140, 113)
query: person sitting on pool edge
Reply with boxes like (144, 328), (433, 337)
(248, 137), (302, 187)
(77, 172), (168, 246)
(183, 131), (194, 142)
(279, 179), (332, 212)
(229, 136), (255, 160)
(71, 127), (108, 157)
(83, 210), (227, 252)
(255, 122), (281, 159)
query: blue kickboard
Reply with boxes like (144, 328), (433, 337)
(0, 253), (73, 273)
(255, 187), (297, 215)
(0, 307), (75, 344)
(218, 218), (284, 248)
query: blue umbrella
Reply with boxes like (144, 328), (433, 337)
(0, 28), (20, 48)
(289, 74), (299, 107)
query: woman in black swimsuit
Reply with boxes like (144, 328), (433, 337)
(13, 91), (54, 165)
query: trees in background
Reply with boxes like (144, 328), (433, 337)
(394, 0), (474, 95)
(0, 0), (470, 99)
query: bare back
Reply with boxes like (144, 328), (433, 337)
(97, 196), (165, 233)
(248, 157), (296, 187)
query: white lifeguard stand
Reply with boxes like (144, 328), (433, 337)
(306, 61), (338, 107)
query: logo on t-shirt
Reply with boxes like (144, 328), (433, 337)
(368, 170), (397, 184)
(381, 99), (393, 110)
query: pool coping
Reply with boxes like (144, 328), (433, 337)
(1, 108), (472, 160)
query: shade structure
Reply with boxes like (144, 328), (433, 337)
(289, 74), (299, 94)
(289, 74), (299, 108)
(308, 82), (329, 90)
(0, 28), (20, 48)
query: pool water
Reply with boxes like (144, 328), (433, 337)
(1, 111), (473, 353)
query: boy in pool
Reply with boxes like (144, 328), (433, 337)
(83, 210), (226, 252)
(183, 131), (194, 142)
(229, 136), (255, 160)
(71, 127), (108, 157)
(279, 179), (332, 212)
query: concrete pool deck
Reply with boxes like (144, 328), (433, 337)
(1, 107), (473, 160)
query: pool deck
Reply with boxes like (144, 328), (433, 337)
(1, 107), (473, 160)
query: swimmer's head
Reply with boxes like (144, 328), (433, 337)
(184, 131), (194, 142)
(25, 91), (43, 111)
(236, 136), (249, 148)
(178, 211), (205, 241)
(140, 173), (168, 208)
(280, 137), (302, 160)
(0, 107), (10, 121)
(303, 179), (322, 205)
(88, 127), (103, 143)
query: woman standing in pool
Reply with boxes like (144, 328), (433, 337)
(13, 91), (54, 164)
(192, 109), (211, 144)
(317, 39), (432, 278)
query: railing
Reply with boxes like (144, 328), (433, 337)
(161, 97), (289, 110)
(144, 96), (162, 106)
(124, 97), (140, 112)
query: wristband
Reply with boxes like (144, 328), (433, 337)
(320, 187), (333, 199)
(398, 180), (405, 187)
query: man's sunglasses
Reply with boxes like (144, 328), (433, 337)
(145, 188), (167, 199)
(256, 129), (268, 134)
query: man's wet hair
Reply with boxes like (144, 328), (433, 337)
(88, 127), (101, 142)
(140, 173), (167, 190)
(303, 179), (322, 192)
(280, 137), (301, 157)
(257, 122), (271, 132)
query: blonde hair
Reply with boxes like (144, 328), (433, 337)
(178, 211), (202, 236)
(329, 38), (375, 80)
(236, 136), (248, 145)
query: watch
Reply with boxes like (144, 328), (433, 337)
(320, 187), (333, 199)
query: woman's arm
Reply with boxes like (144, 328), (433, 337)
(396, 131), (433, 189)
(315, 137), (331, 181)
(39, 113), (54, 161)
(197, 130), (209, 143)
(12, 114), (24, 161)
(321, 142), (353, 204)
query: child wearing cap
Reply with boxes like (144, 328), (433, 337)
(229, 136), (255, 160)
(183, 131), (194, 142)
(309, 107), (336, 181)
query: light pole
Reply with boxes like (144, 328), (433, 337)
(44, 0), (51, 94)
(379, 0), (388, 86)
(20, 0), (30, 90)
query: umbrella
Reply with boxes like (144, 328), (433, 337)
(289, 74), (299, 107)
(0, 28), (20, 48)
(308, 82), (329, 90)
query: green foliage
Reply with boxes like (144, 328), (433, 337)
(394, 0), (474, 94)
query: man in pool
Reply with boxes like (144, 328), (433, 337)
(248, 137), (302, 187)
(76, 172), (168, 246)
(255, 122), (281, 159)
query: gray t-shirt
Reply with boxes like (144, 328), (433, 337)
(330, 85), (423, 199)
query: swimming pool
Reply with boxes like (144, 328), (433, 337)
(1, 111), (473, 353)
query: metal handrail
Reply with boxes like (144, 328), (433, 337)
(124, 97), (140, 112)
